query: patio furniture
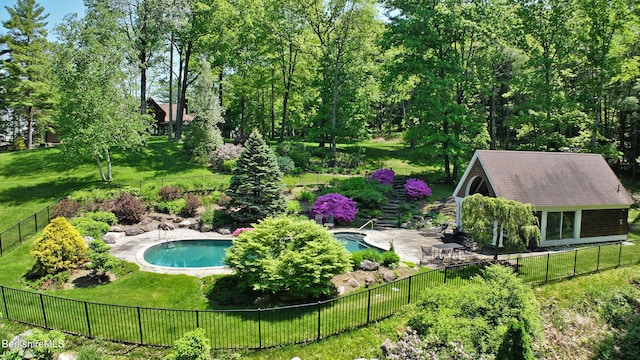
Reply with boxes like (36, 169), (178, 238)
(420, 245), (433, 265)
(315, 214), (323, 225)
(324, 215), (335, 229)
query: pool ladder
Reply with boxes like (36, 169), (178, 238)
(358, 219), (377, 232)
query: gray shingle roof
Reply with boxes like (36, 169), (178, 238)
(475, 150), (633, 207)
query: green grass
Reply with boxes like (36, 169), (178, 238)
(0, 138), (213, 230)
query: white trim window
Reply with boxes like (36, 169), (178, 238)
(545, 211), (577, 241)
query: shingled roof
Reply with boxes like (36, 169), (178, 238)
(456, 150), (633, 208)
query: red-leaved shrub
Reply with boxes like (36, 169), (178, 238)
(183, 193), (201, 217)
(158, 186), (182, 201)
(51, 198), (81, 219)
(112, 192), (147, 224)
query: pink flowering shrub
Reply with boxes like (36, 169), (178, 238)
(404, 178), (432, 200)
(310, 193), (358, 223)
(212, 144), (244, 162)
(369, 169), (395, 185)
(232, 227), (254, 237)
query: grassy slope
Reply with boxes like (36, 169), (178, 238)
(0, 138), (213, 230)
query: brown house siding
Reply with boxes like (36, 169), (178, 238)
(454, 160), (496, 198)
(580, 209), (628, 238)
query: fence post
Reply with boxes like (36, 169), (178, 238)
(34, 213), (38, 233)
(516, 257), (520, 273)
(545, 253), (550, 283)
(39, 293), (47, 328)
(596, 246), (601, 272)
(46, 205), (50, 221)
(195, 309), (199, 328)
(573, 249), (578, 277)
(84, 301), (92, 337)
(18, 222), (22, 243)
(0, 234), (3, 256)
(366, 290), (372, 324)
(137, 307), (143, 344)
(317, 301), (322, 341)
(1, 286), (8, 319)
(618, 241), (623, 267)
(258, 308), (262, 348)
(407, 276), (412, 304)
(443, 266), (448, 284)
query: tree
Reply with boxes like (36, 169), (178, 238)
(31, 217), (88, 275)
(53, 2), (151, 182)
(183, 59), (224, 163)
(87, 239), (121, 278)
(224, 216), (352, 299)
(461, 194), (540, 259)
(166, 328), (211, 360)
(226, 129), (286, 224)
(1, 0), (54, 149)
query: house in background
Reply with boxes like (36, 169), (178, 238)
(453, 150), (634, 248)
(147, 98), (195, 135)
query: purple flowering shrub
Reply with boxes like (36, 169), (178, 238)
(232, 227), (253, 237)
(404, 178), (432, 200)
(310, 193), (358, 223)
(369, 169), (395, 185)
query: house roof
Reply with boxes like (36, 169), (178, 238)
(147, 98), (195, 123)
(454, 150), (633, 208)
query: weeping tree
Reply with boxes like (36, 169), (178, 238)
(461, 194), (540, 260)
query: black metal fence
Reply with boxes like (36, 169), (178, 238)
(1, 242), (638, 349)
(0, 204), (53, 256)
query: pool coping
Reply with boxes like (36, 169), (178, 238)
(110, 227), (408, 278)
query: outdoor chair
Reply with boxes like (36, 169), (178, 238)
(315, 214), (323, 225)
(420, 245), (433, 265)
(324, 215), (335, 229)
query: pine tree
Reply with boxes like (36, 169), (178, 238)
(226, 129), (286, 225)
(1, 0), (54, 149)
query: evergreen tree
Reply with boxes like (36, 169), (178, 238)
(1, 0), (54, 149)
(226, 129), (286, 224)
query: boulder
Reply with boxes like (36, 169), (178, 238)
(360, 260), (379, 271)
(200, 224), (213, 232)
(102, 232), (125, 244)
(125, 228), (146, 236)
(346, 278), (360, 288)
(7, 330), (32, 352)
(189, 221), (200, 230)
(158, 222), (175, 231)
(109, 225), (125, 232)
(336, 286), (346, 296)
(218, 228), (231, 235)
(379, 270), (397, 283)
(178, 220), (191, 228)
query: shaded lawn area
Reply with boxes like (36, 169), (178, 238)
(0, 138), (213, 229)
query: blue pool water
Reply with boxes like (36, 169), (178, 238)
(143, 232), (380, 268)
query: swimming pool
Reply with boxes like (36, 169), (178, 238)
(142, 232), (380, 268)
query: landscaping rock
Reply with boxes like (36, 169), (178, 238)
(83, 236), (94, 244)
(189, 221), (200, 230)
(336, 286), (346, 295)
(379, 270), (397, 283)
(218, 228), (231, 235)
(365, 276), (377, 287)
(360, 260), (379, 271)
(178, 220), (191, 228)
(158, 222), (175, 231)
(200, 224), (212, 232)
(109, 225), (125, 232)
(7, 330), (32, 352)
(58, 352), (77, 360)
(102, 232), (125, 244)
(125, 228), (146, 236)
(346, 278), (360, 288)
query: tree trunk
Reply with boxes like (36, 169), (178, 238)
(270, 68), (275, 140)
(96, 155), (107, 182)
(105, 149), (112, 181)
(330, 53), (340, 155)
(175, 41), (192, 142)
(168, 35), (174, 141)
(27, 106), (34, 149)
